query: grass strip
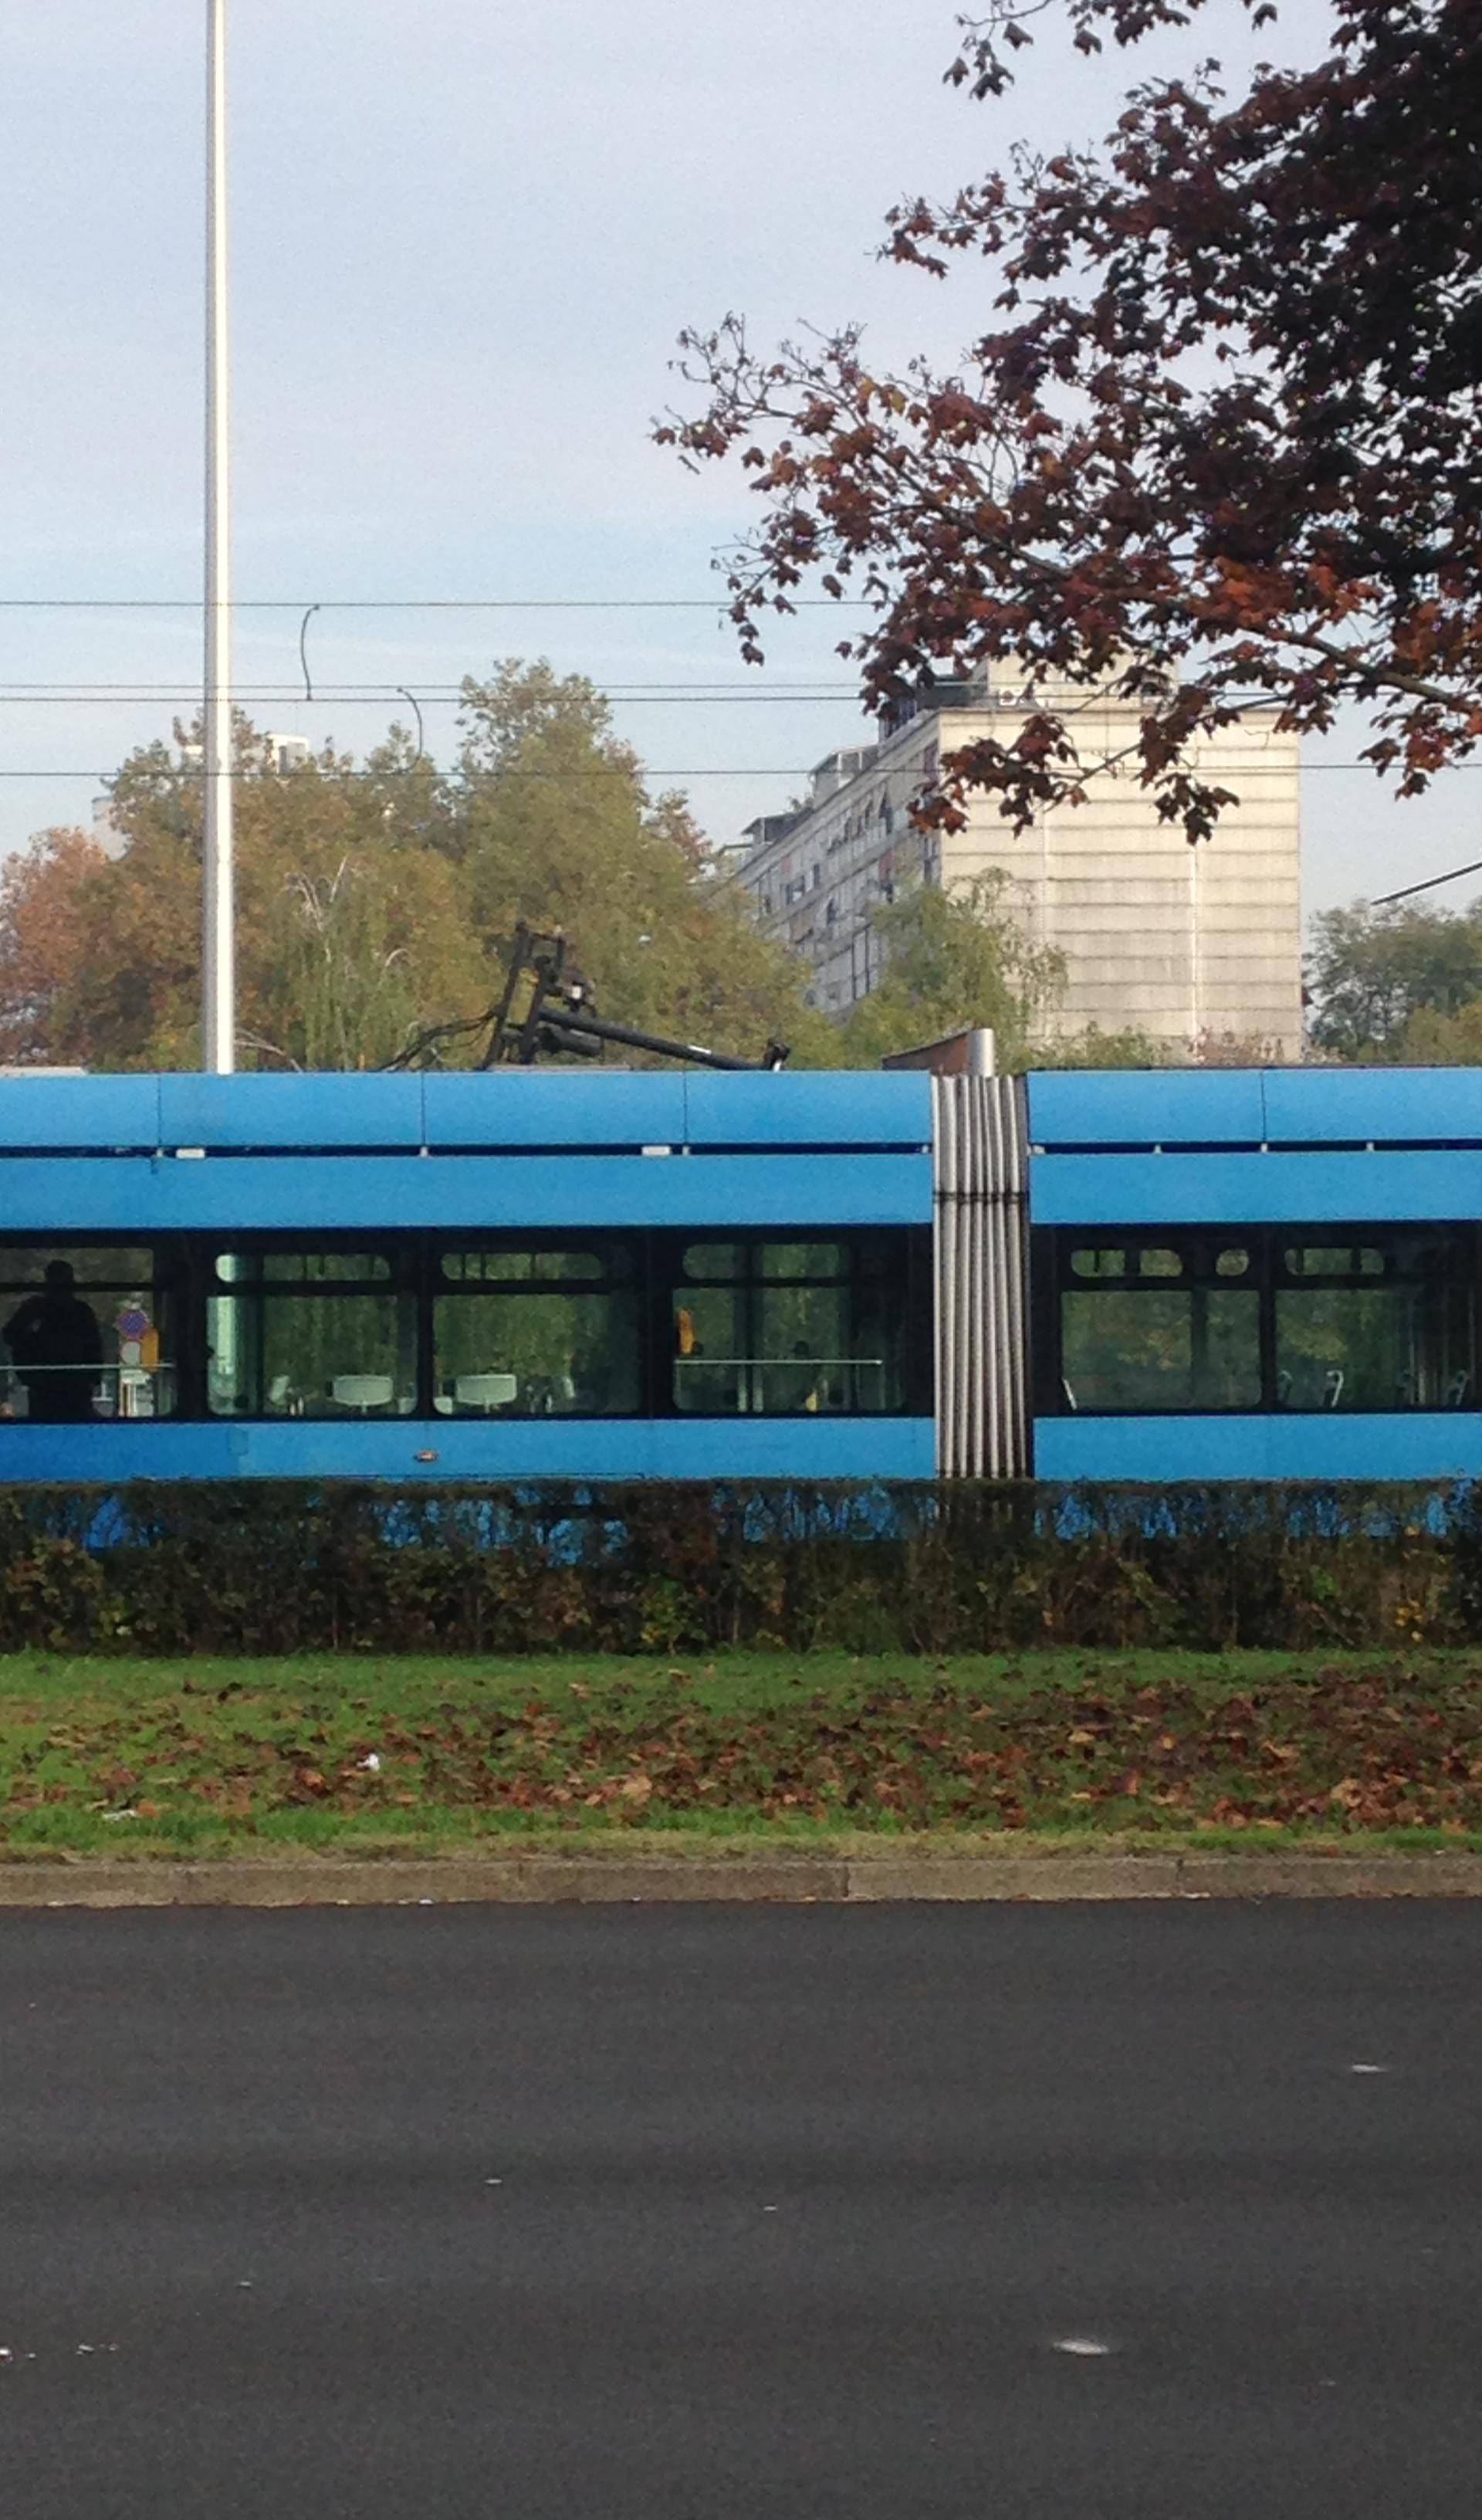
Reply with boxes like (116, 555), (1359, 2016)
(0, 1647), (1480, 1860)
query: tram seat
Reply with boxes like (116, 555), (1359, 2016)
(330, 1374), (397, 1414)
(435, 1373), (519, 1415)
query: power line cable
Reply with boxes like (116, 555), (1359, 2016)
(0, 766), (806, 781)
(1372, 857), (1482, 906)
(0, 688), (868, 705)
(0, 596), (875, 611)
(0, 760), (1458, 777)
(0, 685), (858, 693)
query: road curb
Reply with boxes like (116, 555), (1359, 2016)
(3, 1850), (1482, 1907)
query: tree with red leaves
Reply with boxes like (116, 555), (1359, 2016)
(658, 1), (1482, 844)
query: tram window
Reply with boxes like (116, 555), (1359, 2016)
(0, 1244), (177, 1423)
(1058, 1235), (1260, 1412)
(1071, 1249), (1126, 1279)
(1052, 1226), (1477, 1414)
(262, 1252), (391, 1283)
(673, 1235), (911, 1414)
(1061, 1289), (1260, 1411)
(760, 1243), (851, 1280)
(1274, 1231), (1471, 1411)
(0, 1246), (156, 1288)
(444, 1249), (610, 1285)
(434, 1244), (640, 1416)
(208, 1249), (414, 1419)
(1284, 1245), (1384, 1279)
(682, 1244), (745, 1280)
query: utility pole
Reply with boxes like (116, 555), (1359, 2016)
(202, 0), (235, 1072)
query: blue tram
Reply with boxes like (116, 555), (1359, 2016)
(1, 1061), (1481, 1484)
(1027, 1064), (1482, 1484)
(0, 1069), (936, 1483)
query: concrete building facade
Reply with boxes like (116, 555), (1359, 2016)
(736, 670), (1303, 1058)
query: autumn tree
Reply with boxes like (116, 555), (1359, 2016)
(659, 0), (1482, 848)
(10, 726), (486, 1071)
(0, 827), (112, 1066)
(0, 671), (830, 1073)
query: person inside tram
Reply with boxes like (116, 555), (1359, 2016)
(3, 1262), (104, 1423)
(789, 1340), (824, 1413)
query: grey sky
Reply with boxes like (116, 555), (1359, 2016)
(0, 1), (1473, 920)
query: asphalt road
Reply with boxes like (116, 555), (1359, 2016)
(1, 1901), (1480, 2519)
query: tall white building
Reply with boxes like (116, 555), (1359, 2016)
(739, 669), (1303, 1057)
(90, 795), (127, 862)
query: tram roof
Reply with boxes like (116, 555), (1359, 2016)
(0, 1067), (934, 1156)
(1027, 1065), (1482, 1153)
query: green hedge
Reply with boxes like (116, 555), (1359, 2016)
(0, 1479), (1476, 1656)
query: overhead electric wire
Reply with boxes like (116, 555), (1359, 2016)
(0, 596), (875, 611)
(1372, 856), (1482, 906)
(0, 762), (1465, 782)
(0, 766), (808, 781)
(0, 686), (866, 704)
(0, 681), (859, 690)
(0, 638), (1467, 781)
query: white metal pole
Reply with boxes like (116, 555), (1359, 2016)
(202, 0), (235, 1072)
(1188, 837), (1202, 1052)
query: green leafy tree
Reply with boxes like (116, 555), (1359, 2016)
(0, 673), (832, 1073)
(1307, 899), (1482, 1061)
(1390, 999), (1482, 1064)
(1036, 1026), (1169, 1071)
(832, 868), (1277, 1070)
(448, 660), (835, 1064)
(838, 870), (1065, 1066)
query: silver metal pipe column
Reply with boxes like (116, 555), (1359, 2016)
(933, 1075), (1030, 1477)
